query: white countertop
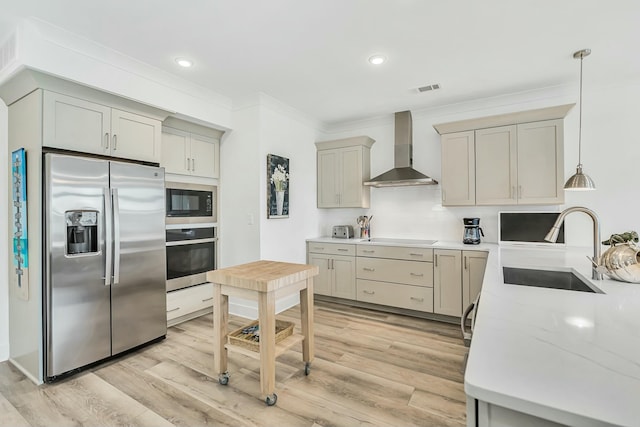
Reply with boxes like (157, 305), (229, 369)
(307, 236), (640, 426)
(467, 244), (640, 427)
(306, 236), (493, 251)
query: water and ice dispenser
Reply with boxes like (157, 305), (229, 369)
(65, 211), (98, 255)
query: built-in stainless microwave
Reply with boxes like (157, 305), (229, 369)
(165, 182), (217, 224)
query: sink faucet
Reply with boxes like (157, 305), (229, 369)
(544, 206), (603, 280)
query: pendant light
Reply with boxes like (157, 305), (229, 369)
(564, 49), (596, 191)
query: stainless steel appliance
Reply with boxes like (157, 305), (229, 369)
(165, 181), (217, 224)
(44, 153), (167, 381)
(166, 225), (217, 292)
(463, 218), (484, 245)
(332, 225), (354, 239)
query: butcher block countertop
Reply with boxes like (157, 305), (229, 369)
(206, 260), (319, 292)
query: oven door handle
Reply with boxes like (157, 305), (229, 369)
(166, 237), (217, 247)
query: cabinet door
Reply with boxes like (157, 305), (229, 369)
(308, 253), (331, 296)
(462, 251), (488, 310)
(162, 129), (190, 175)
(43, 91), (111, 155)
(441, 131), (475, 206)
(190, 134), (219, 179)
(317, 150), (340, 208)
(516, 120), (564, 204)
(111, 109), (161, 162)
(332, 255), (356, 299)
(339, 146), (364, 207)
(475, 125), (517, 205)
(433, 249), (462, 316)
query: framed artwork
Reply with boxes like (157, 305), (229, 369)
(267, 154), (289, 218)
(11, 148), (29, 300)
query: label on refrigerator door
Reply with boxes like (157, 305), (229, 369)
(11, 148), (29, 300)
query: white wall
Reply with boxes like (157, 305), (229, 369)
(259, 97), (324, 263)
(319, 81), (640, 247)
(0, 100), (8, 361)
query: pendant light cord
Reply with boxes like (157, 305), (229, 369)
(578, 54), (584, 166)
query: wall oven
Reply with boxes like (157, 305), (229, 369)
(166, 181), (217, 224)
(166, 225), (217, 292)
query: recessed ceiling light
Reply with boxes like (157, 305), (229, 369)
(175, 58), (193, 68)
(368, 55), (387, 65)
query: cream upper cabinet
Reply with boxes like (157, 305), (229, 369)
(43, 91), (161, 163)
(462, 250), (488, 310)
(476, 120), (564, 205)
(441, 131), (475, 206)
(516, 120), (564, 204)
(435, 105), (571, 206)
(162, 127), (219, 179)
(316, 136), (375, 208)
(433, 249), (462, 317)
(475, 125), (518, 205)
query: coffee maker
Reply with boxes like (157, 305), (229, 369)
(463, 218), (484, 244)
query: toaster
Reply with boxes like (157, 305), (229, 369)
(332, 225), (354, 239)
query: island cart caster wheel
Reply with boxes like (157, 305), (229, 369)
(265, 393), (278, 406)
(218, 372), (229, 385)
(304, 362), (311, 376)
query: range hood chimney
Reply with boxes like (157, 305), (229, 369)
(364, 111), (438, 187)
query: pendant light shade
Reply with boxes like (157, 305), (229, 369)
(564, 49), (595, 191)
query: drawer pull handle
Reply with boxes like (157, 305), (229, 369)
(363, 290), (375, 295)
(337, 248), (348, 252)
(363, 267), (375, 272)
(410, 297), (424, 302)
(409, 253), (424, 257)
(313, 247), (325, 250)
(202, 297), (213, 302)
(167, 307), (181, 313)
(362, 250), (375, 253)
(410, 273), (424, 277)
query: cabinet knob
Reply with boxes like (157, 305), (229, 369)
(362, 250), (375, 254)
(202, 297), (213, 302)
(167, 307), (180, 313)
(337, 248), (348, 252)
(410, 272), (424, 277)
(363, 267), (375, 272)
(104, 133), (110, 149)
(410, 296), (424, 302)
(363, 290), (375, 295)
(409, 253), (423, 257)
(112, 134), (118, 151)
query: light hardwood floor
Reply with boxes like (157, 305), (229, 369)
(0, 300), (467, 427)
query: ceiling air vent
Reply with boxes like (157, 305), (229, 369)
(417, 83), (441, 93)
(0, 32), (17, 73)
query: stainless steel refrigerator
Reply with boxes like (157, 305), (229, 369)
(44, 153), (167, 380)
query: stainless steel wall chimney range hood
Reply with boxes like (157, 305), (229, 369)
(364, 111), (438, 187)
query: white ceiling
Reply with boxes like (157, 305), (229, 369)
(1, 0), (639, 124)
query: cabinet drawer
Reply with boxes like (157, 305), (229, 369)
(307, 242), (356, 256)
(357, 245), (433, 262)
(357, 257), (433, 287)
(166, 282), (214, 321)
(357, 279), (433, 312)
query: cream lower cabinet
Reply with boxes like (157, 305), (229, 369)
(166, 282), (214, 326)
(307, 242), (356, 299)
(356, 245), (434, 313)
(43, 91), (161, 163)
(316, 136), (375, 208)
(462, 250), (488, 310)
(433, 249), (463, 316)
(162, 127), (219, 179)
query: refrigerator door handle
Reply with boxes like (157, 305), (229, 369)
(112, 188), (121, 285)
(103, 187), (112, 286)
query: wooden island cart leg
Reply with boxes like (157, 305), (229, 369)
(258, 290), (277, 405)
(300, 277), (315, 375)
(212, 282), (230, 385)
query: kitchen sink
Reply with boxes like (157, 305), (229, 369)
(364, 237), (437, 245)
(503, 267), (603, 293)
